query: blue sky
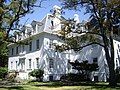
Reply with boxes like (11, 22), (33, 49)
(20, 0), (90, 25)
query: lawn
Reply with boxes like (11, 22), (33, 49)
(0, 81), (120, 90)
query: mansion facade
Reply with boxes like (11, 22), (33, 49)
(8, 5), (120, 82)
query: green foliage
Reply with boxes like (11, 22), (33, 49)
(61, 60), (98, 82)
(0, 0), (38, 67)
(0, 41), (8, 67)
(0, 67), (8, 79)
(69, 60), (98, 74)
(0, 0), (37, 41)
(29, 69), (44, 80)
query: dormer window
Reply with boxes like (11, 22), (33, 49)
(37, 24), (41, 31)
(28, 31), (31, 36)
(51, 20), (54, 26)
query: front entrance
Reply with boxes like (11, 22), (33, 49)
(49, 75), (53, 81)
(94, 76), (98, 82)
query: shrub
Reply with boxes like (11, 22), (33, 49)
(29, 69), (44, 81)
(0, 67), (8, 79)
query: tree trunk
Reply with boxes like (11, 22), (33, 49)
(109, 60), (116, 87)
(103, 35), (117, 87)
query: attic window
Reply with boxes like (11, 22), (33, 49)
(51, 20), (54, 26)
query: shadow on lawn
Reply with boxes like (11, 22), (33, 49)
(32, 81), (120, 89)
(0, 86), (24, 90)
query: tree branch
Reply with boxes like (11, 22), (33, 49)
(6, 0), (30, 39)
(70, 42), (104, 51)
(73, 31), (102, 37)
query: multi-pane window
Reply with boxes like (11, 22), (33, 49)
(29, 42), (32, 51)
(20, 59), (25, 70)
(49, 58), (54, 68)
(29, 59), (31, 69)
(36, 58), (39, 69)
(11, 48), (14, 55)
(16, 46), (19, 54)
(36, 39), (39, 49)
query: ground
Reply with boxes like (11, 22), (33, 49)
(0, 80), (120, 90)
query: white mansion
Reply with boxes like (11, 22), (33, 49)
(8, 5), (120, 82)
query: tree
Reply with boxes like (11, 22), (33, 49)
(69, 60), (98, 81)
(0, 0), (44, 42)
(59, 0), (120, 87)
(0, 0), (44, 67)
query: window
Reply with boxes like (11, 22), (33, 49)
(19, 58), (25, 71)
(118, 44), (120, 52)
(36, 39), (39, 49)
(29, 42), (32, 51)
(18, 34), (22, 40)
(93, 58), (98, 63)
(49, 58), (54, 68)
(16, 61), (18, 70)
(11, 48), (14, 55)
(51, 20), (54, 26)
(16, 46), (19, 54)
(49, 41), (53, 48)
(22, 45), (24, 52)
(37, 24), (41, 31)
(11, 61), (13, 70)
(49, 75), (53, 81)
(36, 58), (39, 69)
(29, 59), (31, 69)
(28, 31), (32, 36)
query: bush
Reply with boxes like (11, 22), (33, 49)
(0, 67), (8, 79)
(29, 69), (44, 81)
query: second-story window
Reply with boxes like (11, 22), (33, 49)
(16, 46), (19, 54)
(36, 39), (39, 49)
(29, 42), (32, 51)
(22, 45), (24, 53)
(49, 58), (54, 68)
(11, 48), (14, 55)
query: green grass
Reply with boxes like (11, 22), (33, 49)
(0, 81), (120, 90)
